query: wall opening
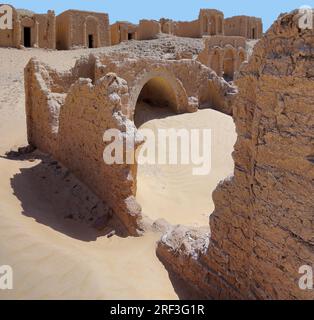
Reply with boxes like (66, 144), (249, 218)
(223, 50), (235, 81)
(252, 28), (256, 39)
(86, 16), (98, 48)
(134, 77), (178, 128)
(88, 34), (94, 48)
(128, 33), (134, 40)
(134, 76), (236, 227)
(23, 27), (31, 47)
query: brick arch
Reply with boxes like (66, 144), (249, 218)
(129, 68), (190, 119)
(20, 16), (34, 28)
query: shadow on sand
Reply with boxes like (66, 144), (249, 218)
(5, 148), (127, 242)
(5, 147), (202, 299)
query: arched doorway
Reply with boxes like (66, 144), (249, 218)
(133, 73), (236, 227)
(134, 76), (178, 128)
(85, 16), (99, 48)
(223, 48), (236, 81)
(21, 17), (34, 48)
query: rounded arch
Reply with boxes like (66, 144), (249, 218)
(20, 17), (34, 28)
(85, 16), (99, 48)
(129, 69), (189, 121)
(223, 45), (237, 80)
(20, 17), (35, 48)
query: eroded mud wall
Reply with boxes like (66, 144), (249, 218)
(158, 11), (314, 300)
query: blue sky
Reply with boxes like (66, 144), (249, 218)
(5, 0), (314, 31)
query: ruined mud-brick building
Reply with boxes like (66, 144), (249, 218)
(159, 9), (262, 40)
(56, 10), (110, 49)
(158, 11), (314, 300)
(24, 50), (236, 235)
(198, 36), (247, 80)
(1, 5), (262, 48)
(0, 4), (56, 49)
(225, 15), (263, 39)
(110, 19), (161, 45)
(0, 5), (110, 49)
(160, 9), (224, 38)
(22, 8), (313, 300)
(111, 8), (262, 45)
(111, 21), (138, 45)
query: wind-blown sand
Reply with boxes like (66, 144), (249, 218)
(136, 103), (236, 227)
(0, 46), (235, 299)
(0, 157), (177, 299)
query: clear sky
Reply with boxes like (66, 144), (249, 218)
(4, 0), (314, 31)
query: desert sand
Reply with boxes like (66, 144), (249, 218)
(136, 103), (236, 226)
(0, 45), (235, 299)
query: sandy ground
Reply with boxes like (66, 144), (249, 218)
(136, 104), (236, 227)
(0, 44), (235, 299)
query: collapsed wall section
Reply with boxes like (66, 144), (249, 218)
(25, 56), (142, 235)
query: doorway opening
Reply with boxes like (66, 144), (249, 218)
(134, 76), (237, 227)
(88, 34), (94, 48)
(252, 28), (256, 39)
(23, 27), (31, 48)
(134, 77), (178, 128)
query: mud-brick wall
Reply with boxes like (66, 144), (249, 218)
(25, 57), (141, 235)
(174, 20), (200, 38)
(137, 20), (160, 40)
(56, 75), (141, 235)
(158, 11), (314, 300)
(56, 13), (69, 50)
(225, 16), (263, 39)
(56, 10), (111, 50)
(230, 11), (314, 299)
(34, 12), (56, 49)
(0, 27), (14, 47)
(110, 23), (120, 45)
